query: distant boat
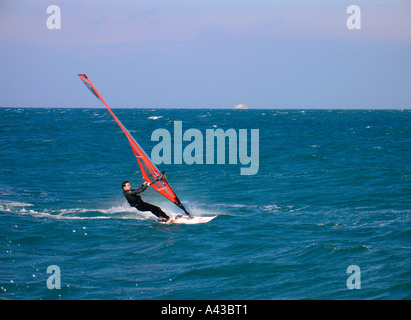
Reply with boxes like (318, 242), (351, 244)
(234, 103), (250, 109)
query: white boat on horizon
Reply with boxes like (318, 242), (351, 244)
(234, 103), (250, 109)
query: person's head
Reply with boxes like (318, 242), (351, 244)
(122, 181), (131, 191)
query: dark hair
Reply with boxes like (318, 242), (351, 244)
(122, 181), (130, 188)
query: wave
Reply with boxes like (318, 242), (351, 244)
(0, 200), (34, 208)
(0, 200), (152, 221)
(0, 200), (220, 221)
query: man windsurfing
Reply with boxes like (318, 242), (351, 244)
(122, 181), (174, 223)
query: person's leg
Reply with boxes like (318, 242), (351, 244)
(137, 202), (169, 219)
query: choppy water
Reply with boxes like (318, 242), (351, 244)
(0, 108), (410, 299)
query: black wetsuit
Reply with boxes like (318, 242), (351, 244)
(123, 184), (169, 220)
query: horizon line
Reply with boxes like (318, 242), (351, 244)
(1, 106), (410, 111)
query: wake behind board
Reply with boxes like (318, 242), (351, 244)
(157, 215), (217, 225)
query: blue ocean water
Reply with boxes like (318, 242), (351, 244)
(0, 108), (410, 300)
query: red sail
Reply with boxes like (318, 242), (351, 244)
(78, 74), (190, 215)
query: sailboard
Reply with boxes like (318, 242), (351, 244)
(78, 74), (191, 217)
(157, 215), (217, 225)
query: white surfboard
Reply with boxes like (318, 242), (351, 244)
(156, 215), (217, 225)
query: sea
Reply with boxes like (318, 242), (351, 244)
(0, 108), (410, 300)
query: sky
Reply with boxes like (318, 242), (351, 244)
(0, 0), (410, 109)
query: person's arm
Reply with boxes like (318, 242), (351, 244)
(130, 181), (150, 195)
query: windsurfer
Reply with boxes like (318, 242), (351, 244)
(122, 181), (173, 223)
(79, 74), (191, 220)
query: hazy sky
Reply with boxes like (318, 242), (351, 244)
(1, 0), (410, 108)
